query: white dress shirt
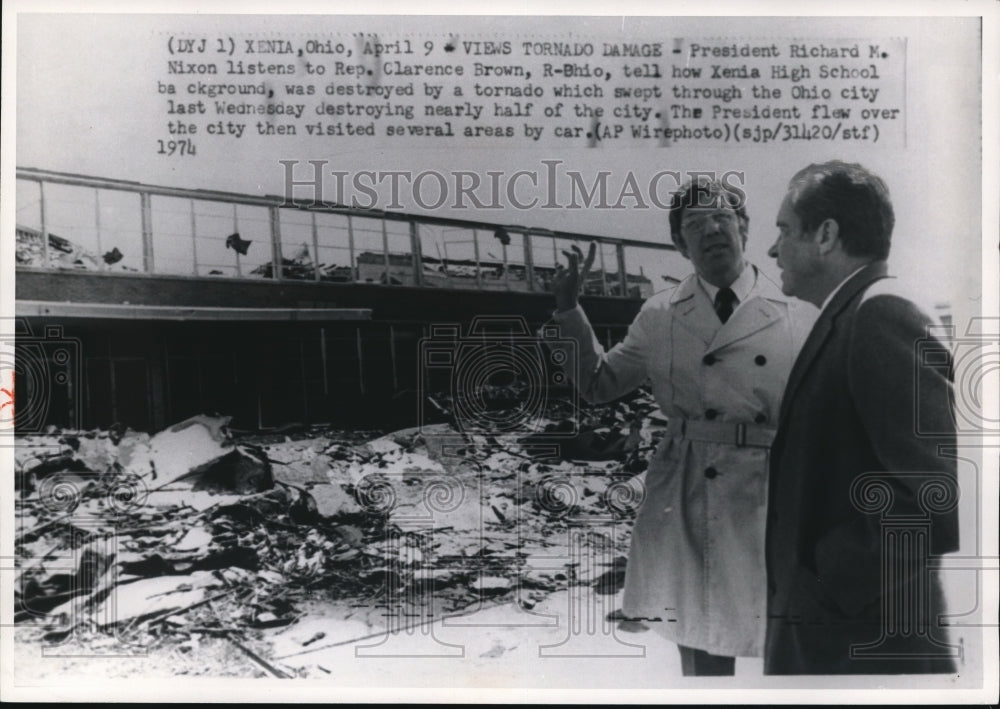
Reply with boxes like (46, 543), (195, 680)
(697, 262), (756, 317)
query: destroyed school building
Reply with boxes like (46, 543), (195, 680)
(14, 167), (676, 433)
(10, 168), (958, 678)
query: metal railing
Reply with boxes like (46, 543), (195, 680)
(15, 167), (679, 299)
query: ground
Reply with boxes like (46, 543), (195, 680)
(11, 393), (670, 686)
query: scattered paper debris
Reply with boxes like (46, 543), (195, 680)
(14, 388), (660, 667)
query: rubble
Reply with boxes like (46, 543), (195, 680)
(13, 387), (663, 673)
(16, 224), (136, 272)
(147, 415), (235, 485)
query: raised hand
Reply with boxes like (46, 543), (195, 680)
(553, 242), (596, 312)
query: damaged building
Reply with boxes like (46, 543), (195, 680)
(13, 167), (678, 433)
(10, 167), (681, 675)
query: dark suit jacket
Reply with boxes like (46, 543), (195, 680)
(764, 261), (960, 674)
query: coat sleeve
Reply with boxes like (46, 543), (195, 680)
(813, 294), (959, 616)
(543, 302), (654, 405)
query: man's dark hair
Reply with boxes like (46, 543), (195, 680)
(668, 177), (748, 252)
(786, 161), (894, 260)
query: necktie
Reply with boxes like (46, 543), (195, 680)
(715, 287), (737, 324)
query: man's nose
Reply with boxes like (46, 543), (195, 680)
(767, 240), (779, 258)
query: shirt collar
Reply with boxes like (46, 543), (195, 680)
(698, 262), (755, 306)
(820, 264), (868, 313)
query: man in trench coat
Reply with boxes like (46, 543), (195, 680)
(764, 161), (959, 674)
(546, 177), (815, 675)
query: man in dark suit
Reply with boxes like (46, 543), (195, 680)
(764, 161), (960, 674)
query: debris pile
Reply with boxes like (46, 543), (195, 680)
(16, 225), (136, 272)
(14, 389), (663, 673)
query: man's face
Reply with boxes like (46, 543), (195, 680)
(678, 201), (746, 287)
(769, 192), (821, 300)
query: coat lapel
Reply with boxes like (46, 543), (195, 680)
(670, 274), (720, 346)
(777, 261), (890, 426)
(708, 269), (787, 352)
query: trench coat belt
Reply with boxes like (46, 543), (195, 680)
(666, 417), (777, 448)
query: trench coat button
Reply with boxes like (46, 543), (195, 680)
(704, 466), (718, 479)
(754, 413), (767, 424)
(755, 355), (767, 366)
(703, 353), (717, 366)
(705, 408), (718, 420)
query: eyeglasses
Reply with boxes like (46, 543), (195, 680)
(681, 209), (739, 235)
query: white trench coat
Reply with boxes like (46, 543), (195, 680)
(549, 268), (815, 656)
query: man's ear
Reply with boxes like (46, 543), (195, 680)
(815, 218), (840, 255)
